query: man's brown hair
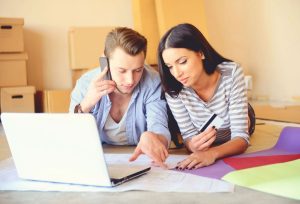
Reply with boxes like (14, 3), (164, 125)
(104, 27), (147, 58)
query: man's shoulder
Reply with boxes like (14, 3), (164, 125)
(76, 67), (100, 84)
(140, 65), (161, 86)
(80, 67), (100, 79)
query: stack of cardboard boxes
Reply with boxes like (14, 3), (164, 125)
(0, 17), (35, 113)
(40, 27), (114, 113)
(55, 27), (113, 113)
(68, 27), (114, 86)
(38, 27), (114, 113)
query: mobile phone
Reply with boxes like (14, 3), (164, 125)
(199, 113), (224, 132)
(99, 56), (112, 80)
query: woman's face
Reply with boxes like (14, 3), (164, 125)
(162, 48), (205, 87)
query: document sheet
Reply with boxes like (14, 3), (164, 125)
(0, 154), (234, 192)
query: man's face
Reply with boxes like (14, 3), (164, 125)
(109, 47), (145, 95)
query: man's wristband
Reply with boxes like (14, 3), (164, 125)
(74, 104), (84, 113)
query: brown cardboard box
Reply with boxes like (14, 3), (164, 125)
(0, 53), (28, 87)
(71, 68), (92, 87)
(154, 0), (209, 38)
(0, 86), (35, 113)
(0, 17), (24, 52)
(42, 90), (72, 113)
(132, 0), (160, 65)
(68, 27), (114, 69)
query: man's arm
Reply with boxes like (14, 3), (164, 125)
(129, 131), (169, 168)
(144, 80), (171, 145)
(69, 70), (96, 113)
(69, 68), (115, 113)
(129, 69), (171, 167)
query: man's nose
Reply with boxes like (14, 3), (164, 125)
(125, 73), (134, 85)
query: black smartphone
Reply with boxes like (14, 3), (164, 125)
(99, 56), (112, 80)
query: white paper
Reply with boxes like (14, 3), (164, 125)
(0, 154), (234, 192)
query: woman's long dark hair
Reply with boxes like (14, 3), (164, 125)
(158, 23), (231, 97)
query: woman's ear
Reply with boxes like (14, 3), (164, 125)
(201, 52), (205, 60)
(197, 52), (205, 60)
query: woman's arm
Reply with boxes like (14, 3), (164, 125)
(165, 94), (199, 139)
(177, 64), (250, 169)
(210, 137), (248, 159)
(177, 137), (248, 169)
(184, 126), (217, 152)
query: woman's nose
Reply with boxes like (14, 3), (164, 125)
(172, 67), (182, 78)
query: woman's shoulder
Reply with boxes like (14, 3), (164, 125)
(165, 87), (194, 101)
(218, 61), (243, 78)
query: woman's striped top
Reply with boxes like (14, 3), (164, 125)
(165, 62), (249, 145)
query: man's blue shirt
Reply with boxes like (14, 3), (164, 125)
(69, 66), (171, 145)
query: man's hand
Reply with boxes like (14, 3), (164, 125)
(129, 131), (168, 168)
(185, 127), (217, 152)
(80, 67), (116, 112)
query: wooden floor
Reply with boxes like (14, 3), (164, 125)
(246, 122), (284, 153)
(253, 104), (300, 124)
(0, 121), (286, 160)
(1, 102), (298, 157)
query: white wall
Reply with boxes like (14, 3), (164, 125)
(0, 0), (133, 90)
(204, 0), (300, 103)
(1, 0), (300, 104)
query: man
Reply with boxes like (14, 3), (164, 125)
(69, 27), (171, 167)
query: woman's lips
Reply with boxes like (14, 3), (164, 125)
(179, 77), (189, 84)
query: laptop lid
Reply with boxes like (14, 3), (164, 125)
(0, 113), (150, 187)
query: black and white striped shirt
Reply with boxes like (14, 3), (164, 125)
(166, 62), (249, 145)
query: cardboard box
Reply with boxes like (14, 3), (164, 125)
(72, 68), (92, 87)
(0, 17), (24, 52)
(132, 0), (160, 65)
(0, 53), (28, 87)
(154, 0), (209, 38)
(68, 27), (114, 69)
(42, 90), (71, 113)
(1, 86), (35, 113)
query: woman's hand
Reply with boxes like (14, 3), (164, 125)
(185, 127), (217, 152)
(129, 131), (168, 168)
(176, 150), (217, 170)
(80, 67), (116, 112)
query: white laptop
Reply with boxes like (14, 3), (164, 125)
(0, 113), (151, 187)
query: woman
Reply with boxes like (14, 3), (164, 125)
(158, 23), (255, 169)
